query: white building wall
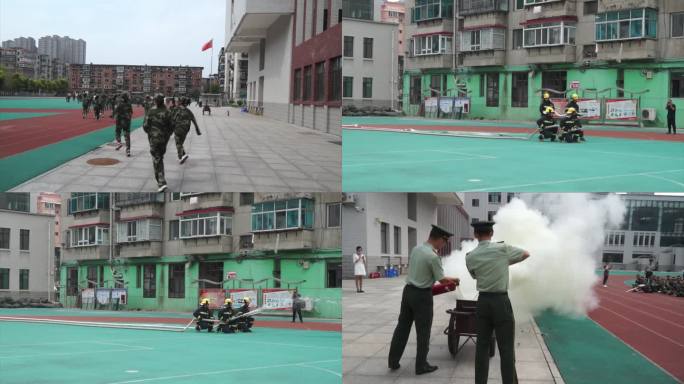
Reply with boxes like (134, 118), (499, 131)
(0, 210), (53, 300)
(342, 19), (397, 109)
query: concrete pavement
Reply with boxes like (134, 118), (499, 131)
(343, 278), (564, 384)
(12, 106), (341, 192)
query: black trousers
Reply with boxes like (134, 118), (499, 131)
(603, 274), (609, 285)
(668, 117), (676, 133)
(293, 307), (303, 322)
(476, 292), (517, 384)
(389, 285), (433, 371)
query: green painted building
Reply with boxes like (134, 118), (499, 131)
(402, 0), (684, 128)
(58, 193), (342, 319)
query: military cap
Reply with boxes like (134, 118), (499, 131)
(430, 224), (454, 239)
(471, 220), (495, 232)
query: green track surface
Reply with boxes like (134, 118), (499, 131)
(0, 117), (143, 191)
(0, 112), (59, 120)
(0, 321), (341, 384)
(535, 311), (676, 384)
(342, 129), (684, 192)
(0, 97), (83, 110)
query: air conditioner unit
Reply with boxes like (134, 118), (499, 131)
(641, 108), (656, 121)
(341, 193), (357, 204)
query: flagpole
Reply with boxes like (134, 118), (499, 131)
(210, 40), (214, 82)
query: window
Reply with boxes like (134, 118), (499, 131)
(168, 220), (179, 240)
(524, 22), (576, 47)
(380, 222), (389, 254)
(293, 69), (302, 101)
(326, 262), (342, 288)
(240, 234), (254, 249)
(412, 34), (452, 56)
(488, 193), (502, 203)
(412, 0), (453, 23)
(363, 38), (374, 59)
(583, 44), (597, 58)
(314, 61), (326, 101)
(460, 28), (507, 51)
(407, 193), (417, 221)
(329, 57), (341, 101)
(252, 199), (314, 232)
(362, 77), (373, 99)
(343, 0), (373, 20)
(117, 219), (162, 243)
(67, 193), (109, 214)
(171, 193), (182, 201)
(19, 269), (29, 290)
(240, 193), (254, 206)
(68, 226), (109, 247)
(602, 253), (623, 263)
(67, 268), (78, 296)
(468, 30), (480, 50)
(344, 36), (354, 57)
(0, 193), (30, 212)
(488, 211), (496, 221)
(512, 29), (523, 49)
(515, 0), (524, 10)
(507, 194), (515, 203)
(343, 76), (353, 98)
(410, 76), (422, 104)
(323, 8), (329, 31)
(136, 265), (141, 288)
(87, 266), (97, 288)
(583, 1), (597, 16)
(394, 226), (401, 254)
(168, 263), (185, 298)
(143, 264), (156, 298)
(303, 66), (312, 100)
(0, 268), (8, 289)
(0, 228), (9, 249)
(327, 203), (341, 228)
(472, 199), (480, 207)
(596, 8), (657, 41)
(408, 227), (417, 252)
(486, 73), (499, 107)
(180, 212), (232, 238)
(673, 12), (684, 38)
(542, 71), (567, 93)
(671, 72), (684, 98)
(617, 69), (624, 97)
(511, 72), (528, 108)
(430, 75), (441, 97)
(259, 39), (266, 71)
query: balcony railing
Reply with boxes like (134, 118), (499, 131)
(114, 193), (165, 207)
(459, 0), (508, 16)
(67, 193), (110, 215)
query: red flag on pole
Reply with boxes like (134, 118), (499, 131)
(201, 39), (213, 52)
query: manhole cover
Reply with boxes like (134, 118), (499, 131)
(87, 158), (120, 166)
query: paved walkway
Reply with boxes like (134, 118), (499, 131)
(343, 278), (564, 384)
(12, 106), (341, 192)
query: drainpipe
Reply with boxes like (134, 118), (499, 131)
(47, 220), (52, 302)
(453, 0), (458, 72)
(391, 29), (396, 110)
(109, 193), (114, 265)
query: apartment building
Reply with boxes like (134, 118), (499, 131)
(402, 0), (684, 128)
(225, 0), (343, 135)
(0, 205), (54, 301)
(58, 192), (342, 318)
(67, 64), (203, 95)
(38, 35), (86, 65)
(341, 192), (465, 278)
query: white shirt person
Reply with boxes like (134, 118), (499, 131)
(353, 246), (367, 293)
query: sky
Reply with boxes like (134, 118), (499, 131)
(0, 0), (226, 77)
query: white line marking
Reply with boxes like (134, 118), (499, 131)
(105, 359), (341, 384)
(596, 306), (684, 349)
(598, 295), (684, 329)
(599, 288), (684, 318)
(642, 173), (684, 188)
(0, 347), (152, 360)
(346, 155), (495, 168)
(466, 169), (684, 191)
(94, 341), (154, 350)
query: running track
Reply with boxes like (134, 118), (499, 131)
(589, 276), (684, 381)
(349, 124), (684, 142)
(0, 314), (341, 332)
(0, 107), (145, 158)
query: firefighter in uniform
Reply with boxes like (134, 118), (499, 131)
(466, 221), (530, 384)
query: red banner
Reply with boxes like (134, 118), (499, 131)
(198, 288), (225, 309)
(201, 39), (213, 52)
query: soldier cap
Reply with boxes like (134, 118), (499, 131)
(429, 224), (453, 240)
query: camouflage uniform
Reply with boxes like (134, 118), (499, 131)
(114, 98), (133, 152)
(173, 107), (200, 159)
(143, 105), (174, 187)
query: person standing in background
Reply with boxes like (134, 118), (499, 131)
(666, 99), (677, 134)
(353, 246), (367, 293)
(292, 288), (304, 323)
(603, 263), (612, 287)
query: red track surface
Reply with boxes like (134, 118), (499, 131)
(355, 124), (684, 142)
(8, 315), (342, 332)
(0, 107), (145, 159)
(589, 276), (684, 382)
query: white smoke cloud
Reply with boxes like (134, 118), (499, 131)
(443, 193), (625, 318)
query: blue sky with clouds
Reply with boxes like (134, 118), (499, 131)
(0, 0), (226, 77)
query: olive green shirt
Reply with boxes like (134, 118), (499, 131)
(405, 243), (445, 289)
(465, 240), (525, 293)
